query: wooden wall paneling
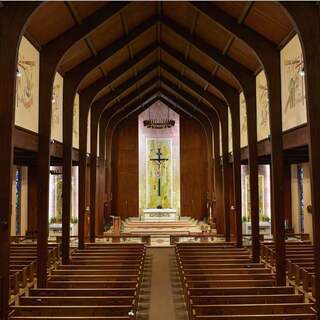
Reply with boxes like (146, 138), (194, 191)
(192, 0), (286, 285)
(112, 117), (139, 218)
(180, 117), (208, 220)
(281, 3), (320, 309)
(0, 5), (40, 318)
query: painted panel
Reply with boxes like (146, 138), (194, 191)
(51, 73), (63, 142)
(256, 70), (270, 141)
(240, 92), (248, 148)
(147, 139), (172, 208)
(73, 93), (79, 149)
(281, 35), (307, 131)
(15, 36), (40, 133)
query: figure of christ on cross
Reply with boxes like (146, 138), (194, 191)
(150, 148), (168, 207)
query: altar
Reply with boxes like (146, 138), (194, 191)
(142, 208), (178, 221)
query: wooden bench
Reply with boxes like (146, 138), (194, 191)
(176, 242), (316, 320)
(10, 243), (145, 320)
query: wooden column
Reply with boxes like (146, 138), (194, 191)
(220, 112), (230, 241)
(89, 109), (100, 242)
(211, 116), (224, 234)
(245, 86), (260, 263)
(230, 97), (242, 247)
(37, 53), (57, 288)
(281, 3), (320, 313)
(267, 55), (286, 285)
(0, 4), (39, 318)
(62, 79), (77, 263)
(78, 95), (90, 249)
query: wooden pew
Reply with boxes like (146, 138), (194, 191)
(10, 243), (145, 320)
(176, 242), (316, 320)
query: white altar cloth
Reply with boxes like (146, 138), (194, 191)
(142, 208), (177, 221)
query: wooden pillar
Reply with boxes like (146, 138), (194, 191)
(245, 86), (260, 263)
(266, 54), (286, 286)
(212, 116), (224, 234)
(220, 113), (230, 241)
(230, 98), (242, 247)
(62, 79), (77, 263)
(37, 53), (57, 288)
(0, 4), (38, 318)
(90, 110), (100, 242)
(78, 95), (90, 249)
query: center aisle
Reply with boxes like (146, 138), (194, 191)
(140, 248), (188, 320)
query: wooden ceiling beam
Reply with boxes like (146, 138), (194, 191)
(160, 61), (227, 111)
(80, 42), (157, 102)
(44, 2), (129, 57)
(66, 16), (157, 83)
(160, 43), (238, 100)
(160, 15), (253, 87)
(93, 62), (158, 110)
(190, 2), (276, 57)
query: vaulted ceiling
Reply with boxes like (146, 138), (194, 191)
(25, 1), (294, 118)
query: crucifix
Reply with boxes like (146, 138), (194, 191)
(150, 148), (168, 197)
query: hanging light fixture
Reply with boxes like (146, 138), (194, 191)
(143, 105), (175, 129)
(16, 68), (22, 77)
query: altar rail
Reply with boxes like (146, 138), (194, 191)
(94, 234), (151, 245)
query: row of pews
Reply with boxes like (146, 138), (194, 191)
(10, 243), (60, 296)
(176, 242), (317, 319)
(261, 239), (316, 298)
(9, 243), (145, 320)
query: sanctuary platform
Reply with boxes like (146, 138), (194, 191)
(121, 216), (204, 246)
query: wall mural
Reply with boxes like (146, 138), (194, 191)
(228, 107), (233, 153)
(73, 93), (79, 149)
(147, 138), (172, 209)
(15, 36), (40, 133)
(51, 73), (63, 142)
(281, 35), (307, 131)
(256, 70), (270, 141)
(240, 92), (248, 148)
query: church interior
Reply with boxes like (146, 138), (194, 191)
(1, 1), (320, 319)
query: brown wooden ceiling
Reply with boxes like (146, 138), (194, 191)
(25, 1), (294, 112)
